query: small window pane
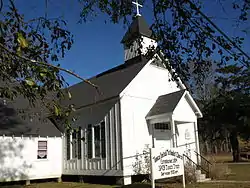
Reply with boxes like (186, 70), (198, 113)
(72, 131), (77, 139)
(101, 121), (106, 158)
(72, 139), (77, 159)
(37, 141), (47, 159)
(71, 130), (78, 159)
(94, 126), (101, 158)
(154, 122), (170, 130)
(38, 141), (47, 150)
(37, 150), (47, 159)
(87, 124), (92, 159)
(66, 130), (71, 160)
(77, 127), (82, 159)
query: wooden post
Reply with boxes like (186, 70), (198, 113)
(182, 155), (186, 188)
(194, 122), (201, 165)
(57, 177), (62, 183)
(171, 117), (177, 147)
(151, 124), (155, 148)
(25, 180), (30, 185)
(150, 148), (155, 188)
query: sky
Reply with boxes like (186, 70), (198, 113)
(12, 0), (250, 86)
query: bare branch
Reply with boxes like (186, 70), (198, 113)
(216, 0), (228, 16)
(0, 43), (98, 89)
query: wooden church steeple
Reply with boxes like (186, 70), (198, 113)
(121, 2), (157, 63)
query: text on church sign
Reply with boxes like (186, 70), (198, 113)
(151, 148), (184, 179)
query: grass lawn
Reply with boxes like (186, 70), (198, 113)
(2, 182), (250, 188)
(204, 153), (250, 181)
(1, 154), (250, 188)
(205, 153), (250, 163)
(219, 163), (250, 181)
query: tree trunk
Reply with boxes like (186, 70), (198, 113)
(229, 131), (240, 162)
(225, 135), (229, 152)
(214, 143), (218, 154)
(204, 140), (208, 154)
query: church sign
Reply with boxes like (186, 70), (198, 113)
(150, 148), (185, 188)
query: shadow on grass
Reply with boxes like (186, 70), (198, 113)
(0, 181), (25, 188)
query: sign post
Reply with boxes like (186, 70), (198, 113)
(182, 154), (186, 188)
(150, 148), (185, 188)
(150, 148), (155, 188)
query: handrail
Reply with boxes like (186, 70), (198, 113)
(194, 150), (212, 165)
(183, 154), (196, 167)
(183, 154), (209, 175)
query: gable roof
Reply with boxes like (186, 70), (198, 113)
(146, 90), (186, 118)
(71, 97), (119, 128)
(66, 57), (148, 109)
(0, 97), (62, 137)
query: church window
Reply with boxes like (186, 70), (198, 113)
(77, 127), (82, 159)
(37, 140), (47, 159)
(87, 121), (106, 159)
(72, 130), (78, 159)
(100, 121), (106, 158)
(66, 129), (71, 160)
(66, 127), (82, 160)
(87, 124), (92, 159)
(94, 125), (101, 157)
(154, 122), (170, 131)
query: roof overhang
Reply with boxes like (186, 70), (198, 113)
(157, 52), (186, 90)
(145, 112), (172, 121)
(145, 90), (203, 121)
(183, 91), (203, 118)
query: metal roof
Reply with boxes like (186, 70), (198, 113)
(146, 90), (186, 117)
(66, 57), (148, 109)
(0, 97), (61, 137)
(121, 16), (153, 43)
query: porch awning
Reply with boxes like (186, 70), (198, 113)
(146, 89), (202, 120)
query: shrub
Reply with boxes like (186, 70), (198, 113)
(184, 162), (197, 183)
(204, 156), (231, 179)
(209, 163), (231, 180)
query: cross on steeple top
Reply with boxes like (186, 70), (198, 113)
(132, 0), (143, 16)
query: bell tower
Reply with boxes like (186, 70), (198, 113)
(121, 1), (157, 63)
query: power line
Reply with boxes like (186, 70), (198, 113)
(186, 0), (250, 67)
(143, 0), (249, 68)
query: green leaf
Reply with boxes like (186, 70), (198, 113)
(40, 72), (46, 77)
(17, 46), (22, 56)
(69, 104), (76, 111)
(17, 32), (28, 48)
(54, 105), (59, 116)
(25, 78), (35, 86)
(68, 91), (72, 99)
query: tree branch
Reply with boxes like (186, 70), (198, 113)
(167, 0), (249, 68)
(187, 0), (250, 68)
(187, 16), (248, 67)
(0, 43), (98, 89)
(0, 0), (3, 12)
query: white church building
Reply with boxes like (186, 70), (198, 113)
(0, 13), (203, 185)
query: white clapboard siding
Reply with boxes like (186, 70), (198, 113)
(0, 135), (62, 182)
(63, 100), (123, 176)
